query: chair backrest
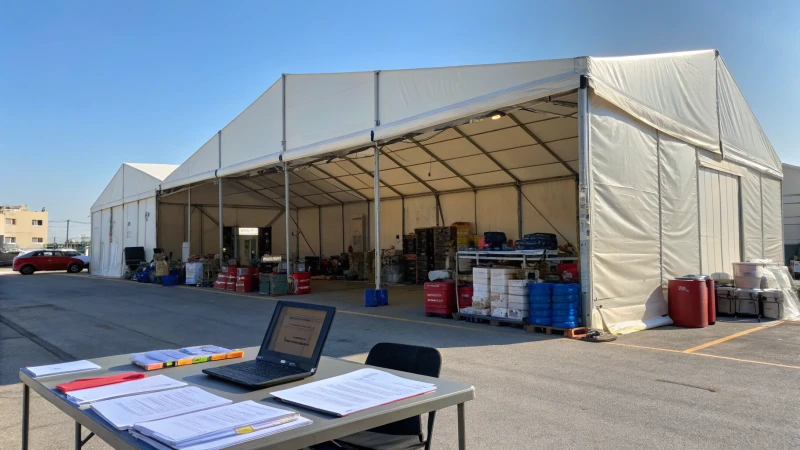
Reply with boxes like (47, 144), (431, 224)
(364, 343), (442, 437)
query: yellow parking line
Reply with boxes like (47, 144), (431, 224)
(683, 322), (782, 354)
(605, 342), (685, 353)
(690, 352), (800, 370)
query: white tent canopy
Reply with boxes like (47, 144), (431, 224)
(91, 163), (177, 277)
(784, 164), (800, 248)
(148, 50), (784, 332)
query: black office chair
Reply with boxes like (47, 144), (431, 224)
(314, 343), (442, 450)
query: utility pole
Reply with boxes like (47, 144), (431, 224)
(65, 219), (70, 246)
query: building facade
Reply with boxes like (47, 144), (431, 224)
(0, 205), (48, 249)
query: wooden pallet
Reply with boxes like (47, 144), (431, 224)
(452, 313), (525, 328)
(524, 324), (589, 339)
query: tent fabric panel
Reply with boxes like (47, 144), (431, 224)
(404, 196), (437, 233)
(784, 164), (800, 245)
(523, 118), (577, 143)
(298, 208), (320, 258)
(467, 171), (517, 188)
(509, 163), (574, 182)
(378, 59), (579, 127)
(123, 201), (139, 250)
(107, 205), (125, 278)
(161, 134), (220, 190)
(100, 208), (112, 276)
(717, 59), (782, 178)
(741, 168), (763, 260)
(488, 146), (559, 171)
(122, 164), (172, 204)
(220, 79), (282, 170)
(659, 134), (700, 284)
(91, 211), (102, 275)
(286, 72), (374, 151)
(468, 124), (538, 152)
(371, 199), (402, 251)
(423, 138), (482, 161)
(520, 179), (577, 247)
(92, 167), (124, 212)
(321, 205), (344, 257)
(588, 50), (719, 152)
(589, 97), (666, 329)
(343, 203), (369, 251)
(158, 203), (186, 261)
(698, 168), (741, 277)
(476, 186), (519, 240)
(439, 191), (475, 228)
(126, 163), (178, 183)
(761, 177), (783, 263)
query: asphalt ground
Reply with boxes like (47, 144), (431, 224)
(1, 268), (799, 449)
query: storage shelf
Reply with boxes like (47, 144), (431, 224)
(457, 250), (578, 262)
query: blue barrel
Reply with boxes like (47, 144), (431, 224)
(364, 290), (379, 307)
(529, 317), (552, 326)
(529, 309), (552, 318)
(551, 308), (580, 317)
(552, 321), (580, 329)
(551, 294), (580, 303)
(528, 302), (551, 311)
(161, 275), (178, 287)
(551, 301), (580, 311)
(552, 313), (579, 322)
(552, 284), (580, 295)
(528, 295), (551, 304)
(529, 283), (553, 295)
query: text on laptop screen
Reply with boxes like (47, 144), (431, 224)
(267, 306), (327, 359)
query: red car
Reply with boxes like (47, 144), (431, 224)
(13, 250), (86, 275)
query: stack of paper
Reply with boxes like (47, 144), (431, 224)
(26, 360), (101, 378)
(270, 368), (437, 417)
(64, 375), (185, 406)
(130, 401), (307, 449)
(131, 346), (243, 370)
(91, 386), (232, 430)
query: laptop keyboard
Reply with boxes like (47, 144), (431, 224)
(226, 360), (303, 379)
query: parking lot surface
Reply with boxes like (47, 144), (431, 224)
(2, 270), (799, 449)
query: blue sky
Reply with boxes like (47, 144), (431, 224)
(1, 0), (798, 243)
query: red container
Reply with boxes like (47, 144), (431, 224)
(224, 265), (239, 275)
(214, 280), (226, 289)
(706, 278), (716, 325)
(226, 280), (236, 291)
(457, 286), (474, 309)
(424, 280), (457, 314)
(236, 275), (253, 292)
(668, 279), (708, 328)
(557, 263), (579, 281)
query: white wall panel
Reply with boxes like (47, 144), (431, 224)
(761, 177), (783, 263)
(298, 208), (321, 258)
(785, 164), (800, 245)
(321, 206), (344, 257)
(286, 73), (374, 151)
(370, 199), (402, 251)
(699, 168), (741, 277)
(162, 134), (220, 188)
(343, 203), (368, 251)
(476, 187), (518, 241)
(439, 192), (475, 229)
(124, 202), (139, 250)
(742, 168), (763, 260)
(91, 211), (102, 275)
(521, 179), (577, 247)
(404, 196), (436, 233)
(144, 198), (157, 261)
(221, 79), (282, 169)
(100, 209), (111, 276)
(92, 167), (123, 211)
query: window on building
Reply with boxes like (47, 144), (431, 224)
(5, 218), (15, 225)
(32, 220), (43, 226)
(4, 237), (16, 244)
(32, 237), (43, 243)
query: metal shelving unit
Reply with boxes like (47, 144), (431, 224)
(455, 250), (579, 287)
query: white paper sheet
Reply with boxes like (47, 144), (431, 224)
(130, 417), (313, 450)
(66, 375), (186, 406)
(270, 368), (436, 416)
(26, 360), (101, 378)
(91, 386), (231, 430)
(133, 400), (298, 446)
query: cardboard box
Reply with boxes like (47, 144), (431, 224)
(490, 284), (509, 294)
(459, 307), (474, 315)
(490, 292), (509, 302)
(509, 286), (528, 296)
(507, 279), (529, 288)
(473, 274), (491, 285)
(473, 308), (491, 316)
(507, 308), (529, 321)
(491, 300), (508, 309)
(490, 268), (517, 276)
(507, 294), (526, 304)
(473, 283), (490, 293)
(472, 296), (490, 310)
(507, 300), (529, 311)
(473, 268), (490, 277)
(491, 307), (508, 318)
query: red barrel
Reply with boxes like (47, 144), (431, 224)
(668, 279), (708, 328)
(706, 278), (716, 325)
(292, 272), (311, 295)
(424, 281), (456, 315)
(224, 265), (239, 275)
(457, 286), (474, 309)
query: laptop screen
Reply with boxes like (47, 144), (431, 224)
(266, 306), (327, 359)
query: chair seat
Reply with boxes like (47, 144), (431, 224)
(336, 430), (425, 450)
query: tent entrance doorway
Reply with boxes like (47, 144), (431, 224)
(235, 227), (260, 266)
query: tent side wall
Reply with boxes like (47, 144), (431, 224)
(784, 165), (800, 256)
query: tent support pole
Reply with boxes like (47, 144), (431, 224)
(187, 187), (191, 254)
(517, 184), (523, 241)
(374, 143), (381, 291)
(577, 75), (594, 330)
(285, 163), (292, 279)
(318, 206), (323, 258)
(341, 203), (345, 254)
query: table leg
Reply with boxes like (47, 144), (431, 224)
(75, 422), (81, 449)
(457, 402), (466, 450)
(21, 384), (29, 450)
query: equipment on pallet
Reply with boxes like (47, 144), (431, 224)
(424, 280), (457, 316)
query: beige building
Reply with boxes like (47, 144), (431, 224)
(0, 205), (48, 249)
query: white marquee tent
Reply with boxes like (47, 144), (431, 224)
(784, 163), (800, 252)
(103, 50), (784, 332)
(91, 163), (177, 277)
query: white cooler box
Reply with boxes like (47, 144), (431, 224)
(761, 290), (785, 319)
(716, 287), (736, 314)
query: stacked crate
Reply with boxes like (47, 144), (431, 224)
(453, 222), (472, 251)
(433, 226), (456, 270)
(507, 280), (529, 321)
(415, 228), (434, 283)
(402, 234), (417, 284)
(471, 267), (491, 315)
(489, 268), (516, 318)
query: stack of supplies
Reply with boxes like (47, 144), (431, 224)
(270, 273), (290, 295)
(507, 280), (529, 321)
(471, 268), (490, 315)
(528, 283), (553, 326)
(551, 284), (581, 328)
(131, 346), (244, 371)
(62, 375), (186, 407)
(25, 360), (101, 378)
(129, 401), (310, 450)
(489, 268), (516, 318)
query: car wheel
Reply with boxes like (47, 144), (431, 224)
(68, 263), (83, 273)
(20, 265), (35, 275)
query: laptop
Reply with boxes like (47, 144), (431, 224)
(203, 301), (336, 388)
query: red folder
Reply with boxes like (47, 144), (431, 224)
(56, 372), (144, 393)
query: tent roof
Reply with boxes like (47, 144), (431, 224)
(160, 50), (782, 195)
(92, 163), (177, 213)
